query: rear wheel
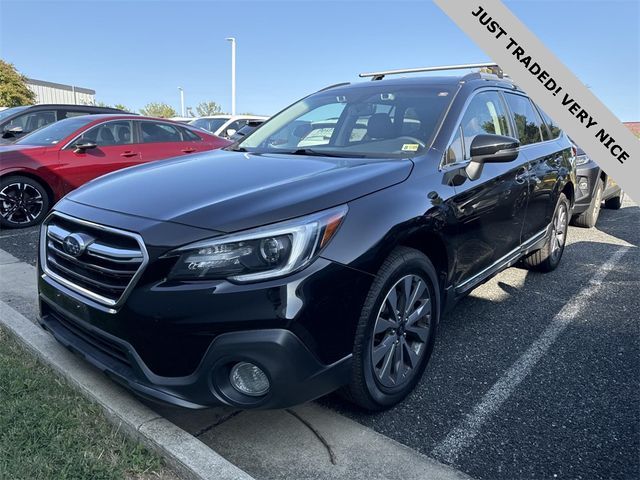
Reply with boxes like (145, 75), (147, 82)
(343, 247), (439, 411)
(0, 175), (50, 228)
(572, 179), (603, 228)
(522, 193), (570, 272)
(604, 190), (624, 210)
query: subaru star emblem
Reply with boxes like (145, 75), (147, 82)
(63, 233), (89, 257)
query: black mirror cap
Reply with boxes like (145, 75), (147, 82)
(470, 134), (519, 163)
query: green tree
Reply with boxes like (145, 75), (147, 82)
(113, 103), (131, 112)
(0, 60), (35, 107)
(139, 102), (177, 118)
(196, 101), (223, 116)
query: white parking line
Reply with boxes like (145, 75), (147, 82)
(431, 246), (630, 464)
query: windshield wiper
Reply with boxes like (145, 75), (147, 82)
(289, 148), (365, 158)
(227, 145), (247, 152)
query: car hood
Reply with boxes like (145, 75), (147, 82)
(0, 144), (46, 153)
(66, 149), (413, 232)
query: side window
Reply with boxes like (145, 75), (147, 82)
(7, 110), (57, 133)
(181, 127), (202, 141)
(504, 93), (544, 145)
(458, 91), (512, 159)
(537, 106), (562, 139)
(79, 121), (133, 146)
(140, 122), (183, 143)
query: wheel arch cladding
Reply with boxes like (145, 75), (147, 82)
(398, 230), (449, 294)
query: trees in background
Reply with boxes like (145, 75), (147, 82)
(139, 102), (177, 118)
(0, 60), (35, 107)
(196, 101), (223, 116)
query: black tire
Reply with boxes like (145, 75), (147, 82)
(342, 247), (440, 411)
(0, 175), (51, 228)
(604, 190), (624, 210)
(522, 193), (570, 272)
(572, 179), (603, 228)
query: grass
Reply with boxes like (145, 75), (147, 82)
(0, 326), (176, 480)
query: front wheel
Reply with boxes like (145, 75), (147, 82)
(0, 175), (51, 228)
(522, 193), (570, 272)
(343, 247), (440, 411)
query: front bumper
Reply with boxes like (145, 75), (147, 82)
(37, 204), (374, 408)
(573, 160), (601, 214)
(39, 295), (353, 409)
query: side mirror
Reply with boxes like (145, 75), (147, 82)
(465, 134), (519, 180)
(2, 125), (23, 138)
(225, 128), (236, 138)
(73, 141), (97, 153)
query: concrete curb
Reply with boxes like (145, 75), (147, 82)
(0, 299), (255, 480)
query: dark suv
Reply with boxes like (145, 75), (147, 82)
(0, 104), (129, 144)
(37, 64), (575, 410)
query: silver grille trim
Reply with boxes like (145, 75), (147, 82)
(40, 212), (149, 311)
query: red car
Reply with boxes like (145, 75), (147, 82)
(0, 114), (231, 228)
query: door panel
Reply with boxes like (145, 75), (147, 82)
(520, 144), (563, 239)
(503, 93), (559, 240)
(56, 120), (140, 193)
(136, 120), (198, 162)
(443, 90), (530, 286)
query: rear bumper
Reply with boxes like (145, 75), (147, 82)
(39, 298), (352, 409)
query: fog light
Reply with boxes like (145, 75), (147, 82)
(229, 362), (270, 396)
(578, 178), (589, 192)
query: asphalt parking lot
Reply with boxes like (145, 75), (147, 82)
(0, 198), (638, 480)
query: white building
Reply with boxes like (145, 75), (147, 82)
(26, 78), (96, 105)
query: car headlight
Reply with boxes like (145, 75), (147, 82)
(165, 205), (347, 282)
(575, 154), (590, 166)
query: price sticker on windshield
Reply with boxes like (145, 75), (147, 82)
(401, 144), (419, 152)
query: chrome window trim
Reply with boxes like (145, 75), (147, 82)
(40, 211), (149, 313)
(438, 87), (561, 170)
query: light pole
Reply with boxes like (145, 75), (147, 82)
(178, 87), (185, 117)
(225, 37), (236, 115)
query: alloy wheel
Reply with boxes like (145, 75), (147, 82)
(0, 182), (44, 225)
(550, 201), (568, 261)
(371, 274), (432, 389)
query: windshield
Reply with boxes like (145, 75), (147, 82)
(0, 106), (29, 121)
(237, 84), (454, 158)
(190, 118), (229, 133)
(15, 116), (97, 146)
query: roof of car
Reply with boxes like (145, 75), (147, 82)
(20, 104), (128, 112)
(64, 114), (205, 124)
(194, 114), (269, 120)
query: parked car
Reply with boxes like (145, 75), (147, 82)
(228, 119), (266, 141)
(168, 117), (195, 124)
(190, 114), (268, 139)
(571, 145), (625, 228)
(0, 114), (230, 228)
(37, 64), (575, 411)
(0, 104), (130, 144)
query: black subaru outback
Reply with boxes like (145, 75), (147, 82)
(38, 64), (576, 410)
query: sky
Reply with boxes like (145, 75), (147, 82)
(1, 0), (638, 121)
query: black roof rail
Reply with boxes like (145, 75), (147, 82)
(317, 82), (350, 92)
(359, 63), (504, 81)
